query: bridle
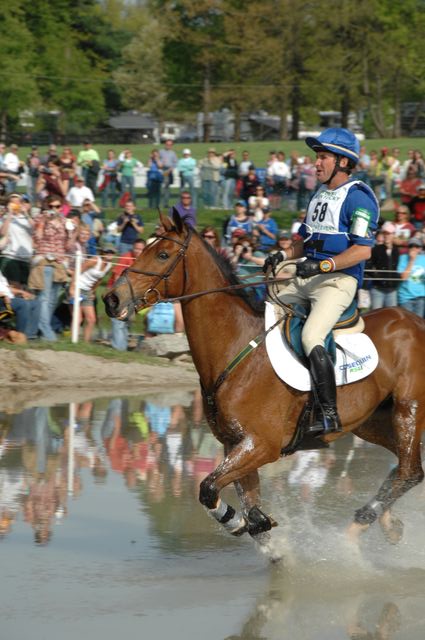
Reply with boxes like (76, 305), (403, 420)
(117, 225), (300, 316)
(120, 227), (193, 313)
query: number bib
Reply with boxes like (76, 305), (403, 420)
(302, 180), (378, 285)
(307, 181), (364, 235)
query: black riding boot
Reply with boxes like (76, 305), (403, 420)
(304, 345), (342, 436)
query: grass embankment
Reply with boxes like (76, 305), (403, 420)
(1, 334), (168, 365)
(25, 137), (425, 168)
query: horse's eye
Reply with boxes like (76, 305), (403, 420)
(158, 251), (169, 261)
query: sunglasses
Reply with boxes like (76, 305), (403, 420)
(51, 204), (62, 209)
(203, 234), (216, 239)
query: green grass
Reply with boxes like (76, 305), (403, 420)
(24, 137), (425, 168)
(1, 334), (168, 365)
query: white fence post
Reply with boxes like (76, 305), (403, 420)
(71, 249), (82, 344)
(68, 402), (76, 496)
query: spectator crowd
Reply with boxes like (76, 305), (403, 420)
(0, 140), (424, 349)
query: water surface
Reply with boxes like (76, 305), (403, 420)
(1, 392), (425, 639)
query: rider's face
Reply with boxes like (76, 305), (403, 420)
(315, 151), (337, 183)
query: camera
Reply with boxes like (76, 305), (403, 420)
(40, 167), (52, 175)
(242, 247), (249, 255)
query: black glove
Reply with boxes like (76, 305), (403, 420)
(262, 251), (286, 273)
(296, 259), (321, 278)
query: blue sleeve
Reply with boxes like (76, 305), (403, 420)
(267, 219), (279, 234)
(344, 186), (379, 247)
(397, 255), (408, 273)
(87, 237), (98, 256)
(298, 222), (308, 239)
(137, 214), (144, 226)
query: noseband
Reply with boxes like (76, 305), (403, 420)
(121, 227), (193, 312)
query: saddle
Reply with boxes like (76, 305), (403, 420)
(283, 298), (363, 365)
(264, 302), (378, 392)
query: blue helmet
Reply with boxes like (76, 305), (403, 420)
(305, 128), (360, 164)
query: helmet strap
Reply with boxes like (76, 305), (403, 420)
(323, 155), (351, 186)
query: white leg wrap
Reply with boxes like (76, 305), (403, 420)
(209, 499), (246, 534)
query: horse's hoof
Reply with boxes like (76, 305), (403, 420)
(379, 512), (404, 545)
(246, 506), (278, 537)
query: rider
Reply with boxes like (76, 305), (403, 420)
(263, 128), (379, 436)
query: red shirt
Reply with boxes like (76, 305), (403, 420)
(399, 177), (422, 205)
(107, 251), (136, 287)
(409, 196), (425, 224)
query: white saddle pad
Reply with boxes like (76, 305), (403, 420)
(264, 301), (379, 391)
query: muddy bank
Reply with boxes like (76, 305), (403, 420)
(0, 349), (199, 411)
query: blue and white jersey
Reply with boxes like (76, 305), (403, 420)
(299, 179), (379, 286)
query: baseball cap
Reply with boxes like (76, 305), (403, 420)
(101, 243), (117, 254)
(305, 127), (360, 163)
(417, 183), (425, 191)
(183, 148), (191, 155)
(231, 228), (246, 238)
(381, 221), (396, 233)
(235, 199), (247, 207)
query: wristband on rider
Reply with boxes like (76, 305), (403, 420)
(319, 258), (336, 273)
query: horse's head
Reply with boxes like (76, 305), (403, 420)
(103, 209), (192, 320)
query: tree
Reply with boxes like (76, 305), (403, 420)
(152, 0), (227, 140)
(217, 1), (276, 140)
(0, 2), (39, 138)
(362, 0), (425, 137)
(112, 12), (168, 118)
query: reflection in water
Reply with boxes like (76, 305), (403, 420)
(0, 406), (70, 543)
(0, 388), (224, 546)
(224, 560), (407, 640)
(1, 393), (425, 638)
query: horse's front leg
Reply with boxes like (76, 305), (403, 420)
(199, 437), (277, 538)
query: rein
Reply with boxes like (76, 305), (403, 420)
(160, 274), (294, 305)
(117, 228), (302, 417)
(120, 228), (298, 312)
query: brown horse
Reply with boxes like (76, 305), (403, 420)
(103, 212), (425, 547)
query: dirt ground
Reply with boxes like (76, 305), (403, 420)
(0, 349), (199, 412)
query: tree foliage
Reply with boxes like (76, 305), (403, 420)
(0, 0), (424, 139)
(112, 11), (167, 117)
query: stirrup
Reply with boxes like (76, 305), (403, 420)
(303, 407), (342, 437)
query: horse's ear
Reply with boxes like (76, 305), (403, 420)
(171, 207), (184, 234)
(159, 211), (173, 232)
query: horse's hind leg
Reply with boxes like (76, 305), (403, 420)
(350, 398), (424, 543)
(199, 438), (277, 538)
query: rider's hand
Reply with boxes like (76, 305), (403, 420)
(296, 258), (335, 278)
(262, 250), (286, 273)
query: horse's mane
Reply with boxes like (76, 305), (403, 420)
(200, 235), (264, 316)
